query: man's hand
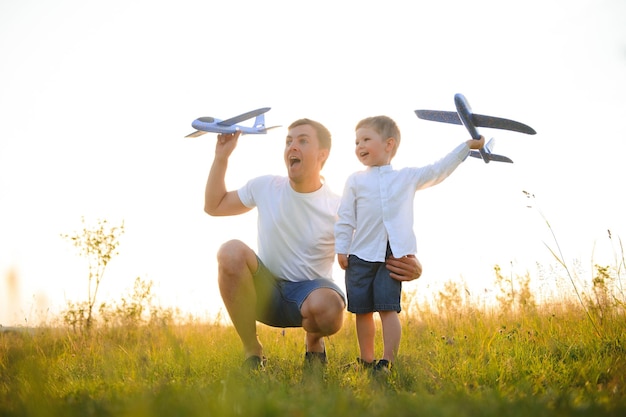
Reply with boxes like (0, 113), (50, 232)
(215, 131), (242, 159)
(386, 254), (422, 282)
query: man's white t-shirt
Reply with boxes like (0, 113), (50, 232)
(238, 175), (341, 282)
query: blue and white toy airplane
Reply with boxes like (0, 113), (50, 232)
(415, 94), (536, 163)
(185, 107), (280, 138)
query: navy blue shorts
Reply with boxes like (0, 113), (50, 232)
(253, 258), (346, 328)
(345, 254), (402, 314)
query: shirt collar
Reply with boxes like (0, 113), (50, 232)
(367, 164), (393, 172)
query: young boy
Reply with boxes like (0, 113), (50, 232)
(334, 115), (484, 373)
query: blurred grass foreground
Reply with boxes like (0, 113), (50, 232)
(1, 267), (625, 417)
(2, 214), (625, 416)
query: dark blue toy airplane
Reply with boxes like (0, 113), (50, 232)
(186, 107), (280, 138)
(415, 94), (536, 163)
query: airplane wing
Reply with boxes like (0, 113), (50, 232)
(472, 114), (536, 135)
(415, 110), (463, 125)
(185, 130), (209, 138)
(469, 150), (513, 163)
(218, 107), (271, 127)
(415, 110), (536, 135)
(487, 153), (514, 163)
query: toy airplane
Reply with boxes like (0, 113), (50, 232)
(469, 138), (510, 162)
(185, 107), (280, 138)
(415, 94), (536, 163)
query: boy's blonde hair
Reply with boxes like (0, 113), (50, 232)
(355, 115), (401, 158)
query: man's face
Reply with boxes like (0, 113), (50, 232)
(284, 124), (327, 187)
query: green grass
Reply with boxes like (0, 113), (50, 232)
(1, 299), (624, 417)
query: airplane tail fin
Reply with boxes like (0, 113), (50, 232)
(253, 113), (266, 130)
(258, 125), (282, 133)
(244, 114), (281, 134)
(485, 137), (495, 153)
(469, 138), (513, 163)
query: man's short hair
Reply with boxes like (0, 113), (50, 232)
(288, 118), (332, 151)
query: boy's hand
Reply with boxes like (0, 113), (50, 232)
(337, 254), (348, 270)
(467, 135), (485, 149)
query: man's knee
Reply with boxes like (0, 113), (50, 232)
(216, 240), (257, 287)
(302, 288), (345, 335)
(217, 239), (245, 263)
(217, 240), (252, 271)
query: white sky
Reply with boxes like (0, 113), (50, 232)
(1, 0), (625, 325)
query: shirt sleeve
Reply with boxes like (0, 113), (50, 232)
(237, 176), (271, 209)
(334, 174), (357, 254)
(413, 142), (470, 190)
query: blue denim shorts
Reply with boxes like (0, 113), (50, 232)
(253, 258), (346, 328)
(345, 254), (402, 314)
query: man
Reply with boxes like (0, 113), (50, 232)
(204, 118), (422, 369)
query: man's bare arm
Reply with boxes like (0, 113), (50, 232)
(204, 132), (251, 216)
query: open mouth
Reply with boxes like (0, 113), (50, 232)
(289, 156), (301, 167)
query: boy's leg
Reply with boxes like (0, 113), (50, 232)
(356, 312), (376, 363)
(375, 245), (402, 364)
(379, 310), (401, 362)
(216, 240), (263, 359)
(345, 255), (378, 361)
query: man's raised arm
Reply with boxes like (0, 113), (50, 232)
(204, 132), (251, 216)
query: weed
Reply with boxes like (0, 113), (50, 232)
(61, 217), (125, 331)
(523, 191), (603, 338)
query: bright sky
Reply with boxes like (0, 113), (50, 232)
(1, 0), (625, 326)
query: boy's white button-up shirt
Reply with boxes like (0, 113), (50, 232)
(335, 143), (469, 262)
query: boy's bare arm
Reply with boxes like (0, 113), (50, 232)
(337, 254), (349, 270)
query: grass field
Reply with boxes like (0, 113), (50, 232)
(1, 287), (625, 417)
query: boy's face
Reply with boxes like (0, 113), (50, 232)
(355, 126), (394, 167)
(284, 124), (328, 188)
